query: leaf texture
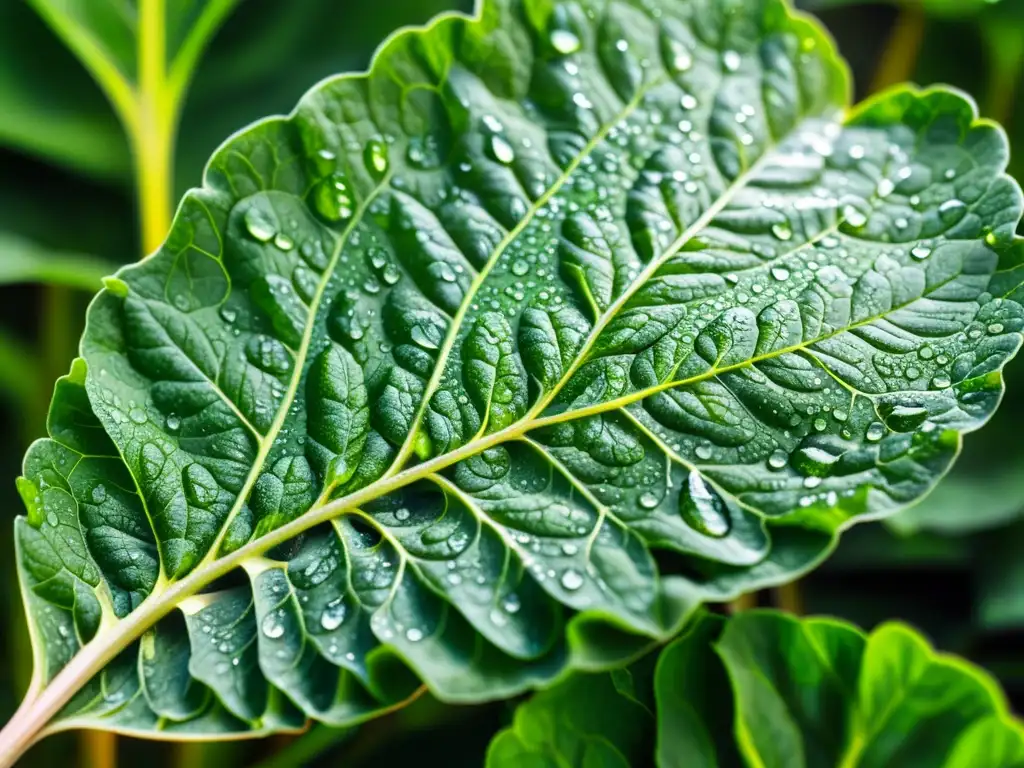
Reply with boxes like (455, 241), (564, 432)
(486, 611), (1024, 767)
(13, 0), (1024, 739)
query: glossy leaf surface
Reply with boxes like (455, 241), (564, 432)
(12, 0), (1024, 741)
(488, 611), (1024, 767)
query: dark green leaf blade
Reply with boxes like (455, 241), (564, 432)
(10, 0), (1024, 745)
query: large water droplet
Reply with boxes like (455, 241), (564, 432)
(911, 244), (931, 260)
(560, 569), (584, 591)
(364, 138), (389, 178)
(767, 449), (788, 470)
(866, 422), (886, 442)
(638, 491), (660, 510)
(320, 599), (346, 631)
(938, 199), (966, 226)
(245, 207), (276, 242)
(771, 222), (793, 241)
(489, 134), (515, 165)
(885, 405), (928, 432)
(792, 445), (838, 477)
(313, 172), (354, 224)
(679, 472), (730, 538)
(261, 611), (286, 639)
(550, 29), (581, 55)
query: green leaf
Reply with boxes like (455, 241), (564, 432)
(486, 662), (653, 767)
(0, 233), (118, 291)
(490, 611), (1024, 768)
(4, 0), (1023, 753)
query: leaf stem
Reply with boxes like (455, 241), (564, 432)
(136, 0), (174, 254)
(869, 5), (925, 96)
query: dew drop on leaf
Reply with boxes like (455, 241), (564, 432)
(364, 138), (389, 178)
(886, 405), (927, 431)
(244, 207), (276, 242)
(771, 222), (793, 241)
(638, 491), (659, 509)
(406, 627), (424, 642)
(550, 29), (581, 55)
(560, 569), (584, 591)
(678, 472), (730, 538)
(261, 611), (286, 639)
(320, 599), (346, 631)
(767, 449), (788, 470)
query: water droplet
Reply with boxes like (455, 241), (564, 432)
(92, 484), (107, 504)
(313, 173), (354, 224)
(876, 178), (894, 197)
(694, 444), (713, 460)
(550, 29), (581, 55)
(274, 233), (294, 251)
(911, 245), (931, 260)
(680, 93), (698, 110)
(489, 134), (515, 165)
(320, 599), (346, 631)
(411, 325), (440, 350)
(842, 204), (867, 228)
(803, 476), (822, 489)
(395, 507), (411, 521)
(849, 144), (866, 160)
(988, 322), (1005, 335)
(166, 414), (180, 433)
(46, 511), (59, 527)
(771, 267), (790, 281)
(510, 259), (529, 277)
(679, 472), (730, 538)
(129, 408), (147, 424)
(503, 594), (521, 614)
(886, 405), (929, 431)
(866, 422), (886, 442)
(793, 446), (838, 477)
(638, 491), (659, 509)
(364, 138), (389, 178)
(938, 199), (966, 225)
(244, 207), (276, 242)
(560, 569), (584, 591)
(261, 611), (286, 639)
(771, 222), (793, 241)
(406, 627), (424, 642)
(220, 306), (237, 324)
(722, 50), (741, 72)
(930, 375), (951, 390)
(767, 449), (788, 470)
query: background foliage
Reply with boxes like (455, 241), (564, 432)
(0, 0), (1021, 764)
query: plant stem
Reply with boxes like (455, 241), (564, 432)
(774, 581), (803, 615)
(870, 5), (925, 96)
(727, 592), (758, 614)
(136, 0), (174, 254)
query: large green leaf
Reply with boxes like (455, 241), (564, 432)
(4, 0), (1023, 754)
(488, 611), (1024, 767)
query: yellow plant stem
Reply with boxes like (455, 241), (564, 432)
(775, 581), (803, 615)
(136, 0), (174, 254)
(727, 592), (758, 615)
(870, 5), (925, 96)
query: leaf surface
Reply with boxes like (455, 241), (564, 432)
(487, 611), (1024, 768)
(12, 0), (1024, 741)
